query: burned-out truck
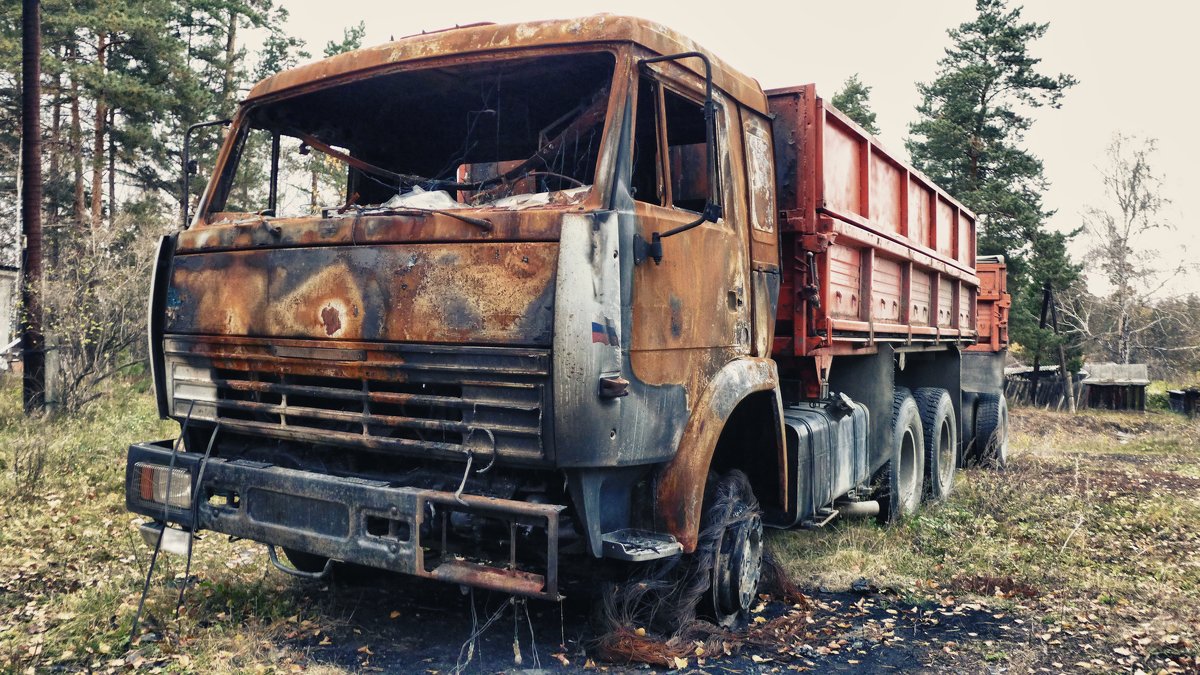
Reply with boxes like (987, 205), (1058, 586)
(126, 16), (1010, 622)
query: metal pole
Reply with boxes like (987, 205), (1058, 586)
(20, 0), (45, 414)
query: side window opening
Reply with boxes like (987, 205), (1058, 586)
(630, 75), (662, 204)
(663, 88), (711, 213)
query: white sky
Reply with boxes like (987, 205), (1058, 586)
(272, 0), (1200, 295)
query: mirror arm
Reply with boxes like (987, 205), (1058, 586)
(182, 118), (232, 228)
(635, 51), (723, 265)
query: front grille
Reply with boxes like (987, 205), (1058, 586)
(164, 336), (551, 463)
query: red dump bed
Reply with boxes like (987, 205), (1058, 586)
(768, 85), (980, 359)
(969, 256), (1011, 352)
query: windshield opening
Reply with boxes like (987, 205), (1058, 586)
(206, 51), (616, 221)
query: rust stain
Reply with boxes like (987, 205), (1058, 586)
(168, 244), (557, 345)
(267, 261), (365, 340)
(320, 305), (342, 336)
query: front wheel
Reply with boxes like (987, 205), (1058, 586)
(705, 470), (763, 625)
(610, 470), (763, 633)
(875, 388), (925, 525)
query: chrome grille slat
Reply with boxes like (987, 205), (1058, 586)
(175, 377), (542, 413)
(165, 336), (552, 463)
(174, 397), (541, 437)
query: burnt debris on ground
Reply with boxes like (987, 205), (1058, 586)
(278, 567), (1022, 673)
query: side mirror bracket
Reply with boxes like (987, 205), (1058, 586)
(181, 118), (231, 228)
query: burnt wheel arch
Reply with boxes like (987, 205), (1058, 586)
(709, 391), (785, 519)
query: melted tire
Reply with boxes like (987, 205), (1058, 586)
(914, 387), (957, 502)
(704, 470), (763, 627)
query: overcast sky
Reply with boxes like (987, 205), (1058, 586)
(271, 1), (1199, 295)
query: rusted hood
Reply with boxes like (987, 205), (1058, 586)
(165, 241), (557, 346)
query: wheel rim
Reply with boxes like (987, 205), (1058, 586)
(898, 427), (919, 514)
(937, 419), (955, 488)
(715, 511), (763, 619)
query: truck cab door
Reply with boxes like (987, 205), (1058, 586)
(627, 68), (752, 396)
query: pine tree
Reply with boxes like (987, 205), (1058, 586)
(906, 0), (1079, 349)
(830, 74), (880, 135)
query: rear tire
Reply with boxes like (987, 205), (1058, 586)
(875, 388), (925, 525)
(975, 393), (1009, 468)
(914, 388), (957, 501)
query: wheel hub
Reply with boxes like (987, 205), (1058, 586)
(715, 509), (763, 620)
(898, 428), (920, 514)
(938, 420), (955, 487)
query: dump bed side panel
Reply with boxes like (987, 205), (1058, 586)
(768, 84), (979, 361)
(969, 257), (1011, 352)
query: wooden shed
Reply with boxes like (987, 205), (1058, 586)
(1081, 363), (1150, 411)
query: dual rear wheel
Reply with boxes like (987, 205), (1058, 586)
(876, 386), (960, 524)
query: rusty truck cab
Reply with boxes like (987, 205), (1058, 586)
(128, 16), (787, 601)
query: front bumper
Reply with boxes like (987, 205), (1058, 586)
(125, 441), (564, 599)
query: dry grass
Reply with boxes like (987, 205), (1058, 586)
(2, 375), (1197, 672)
(0, 375), (343, 673)
(768, 406), (1200, 670)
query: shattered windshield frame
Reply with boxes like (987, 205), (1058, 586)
(203, 49), (619, 222)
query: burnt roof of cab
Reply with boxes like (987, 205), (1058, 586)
(245, 14), (767, 111)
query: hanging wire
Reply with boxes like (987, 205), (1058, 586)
(127, 401), (195, 649)
(175, 423), (221, 616)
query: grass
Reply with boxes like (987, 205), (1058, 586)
(768, 407), (1200, 670)
(0, 375), (345, 674)
(2, 375), (1197, 672)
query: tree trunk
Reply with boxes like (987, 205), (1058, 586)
(70, 49), (85, 227)
(107, 106), (116, 219)
(310, 163), (319, 212)
(48, 49), (62, 224)
(90, 33), (108, 231)
(222, 9), (238, 108)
